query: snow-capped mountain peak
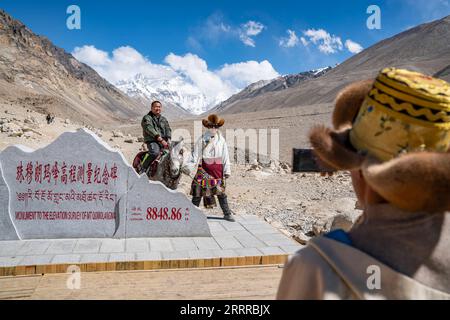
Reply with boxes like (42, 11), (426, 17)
(116, 74), (223, 115)
(115, 66), (333, 115)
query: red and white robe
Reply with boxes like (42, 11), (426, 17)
(189, 131), (231, 207)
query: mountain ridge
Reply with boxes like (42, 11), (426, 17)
(212, 15), (450, 115)
(209, 67), (333, 114)
(0, 9), (147, 125)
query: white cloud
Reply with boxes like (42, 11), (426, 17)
(300, 37), (309, 46)
(188, 15), (266, 49)
(72, 45), (110, 66)
(239, 20), (265, 47)
(217, 60), (279, 88)
(185, 13), (233, 52)
(242, 21), (265, 36)
(299, 28), (361, 55)
(186, 36), (203, 52)
(220, 23), (231, 32)
(72, 45), (279, 107)
(279, 30), (299, 48)
(201, 14), (233, 42)
(345, 39), (364, 54)
(165, 53), (236, 101)
(72, 45), (175, 84)
(303, 29), (343, 54)
(239, 35), (256, 47)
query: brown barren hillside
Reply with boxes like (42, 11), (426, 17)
(215, 15), (450, 114)
(0, 9), (147, 126)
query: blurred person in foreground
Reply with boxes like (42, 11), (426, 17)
(277, 68), (450, 300)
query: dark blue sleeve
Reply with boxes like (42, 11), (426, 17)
(324, 229), (353, 246)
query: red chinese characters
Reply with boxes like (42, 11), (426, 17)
(87, 162), (93, 184)
(25, 162), (33, 184)
(35, 162), (42, 184)
(61, 162), (68, 185)
(16, 161), (24, 183)
(44, 164), (51, 183)
(102, 165), (110, 185)
(15, 161), (120, 186)
(69, 165), (76, 183)
(77, 164), (85, 184)
(51, 162), (59, 184)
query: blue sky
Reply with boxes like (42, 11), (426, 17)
(1, 0), (449, 101)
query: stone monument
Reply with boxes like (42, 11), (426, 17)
(0, 129), (211, 240)
(121, 177), (211, 238)
(0, 163), (19, 240)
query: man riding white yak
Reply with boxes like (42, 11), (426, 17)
(140, 100), (172, 175)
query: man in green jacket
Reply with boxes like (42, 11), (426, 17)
(141, 101), (172, 166)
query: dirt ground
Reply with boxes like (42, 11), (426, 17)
(0, 103), (359, 240)
(0, 265), (283, 300)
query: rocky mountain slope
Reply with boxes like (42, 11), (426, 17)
(434, 64), (450, 82)
(0, 9), (151, 126)
(211, 67), (332, 113)
(118, 67), (332, 116)
(215, 15), (450, 114)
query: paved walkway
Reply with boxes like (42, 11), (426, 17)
(0, 215), (302, 273)
(0, 265), (284, 300)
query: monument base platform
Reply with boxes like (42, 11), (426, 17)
(0, 215), (303, 277)
(0, 265), (284, 299)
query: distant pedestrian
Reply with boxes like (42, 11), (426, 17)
(46, 113), (54, 124)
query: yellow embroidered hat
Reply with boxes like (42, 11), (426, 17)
(309, 69), (450, 212)
(349, 68), (450, 161)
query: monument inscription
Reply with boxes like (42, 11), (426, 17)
(121, 177), (211, 238)
(0, 129), (211, 240)
(0, 130), (131, 239)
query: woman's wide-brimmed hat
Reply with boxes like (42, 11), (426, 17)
(309, 68), (450, 212)
(202, 114), (225, 128)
